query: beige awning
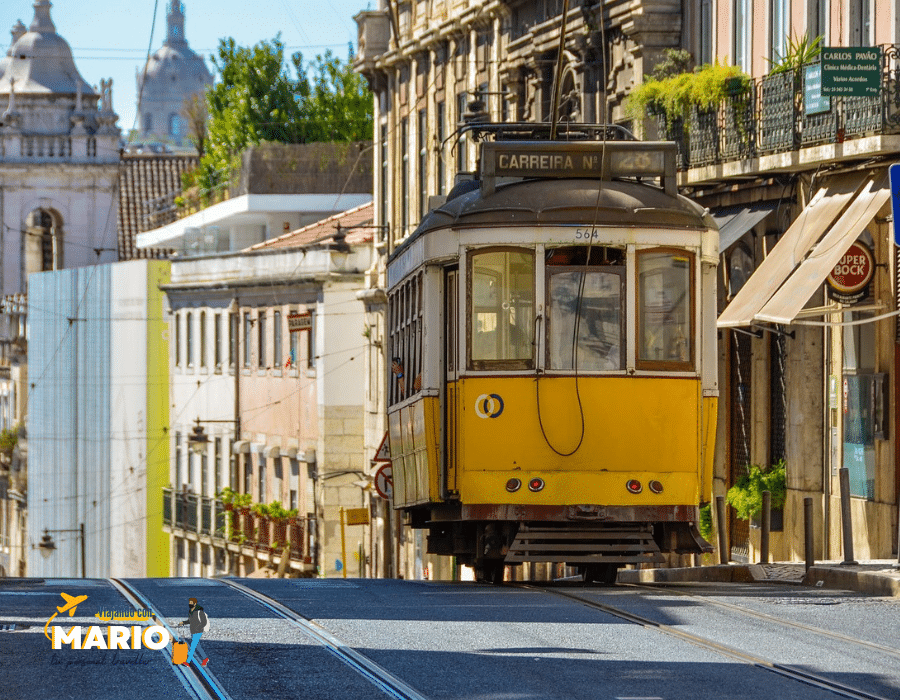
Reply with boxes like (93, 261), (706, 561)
(756, 171), (890, 324)
(717, 172), (863, 328)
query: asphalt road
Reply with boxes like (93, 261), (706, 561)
(2, 576), (898, 700)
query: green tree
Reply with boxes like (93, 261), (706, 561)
(198, 36), (372, 196)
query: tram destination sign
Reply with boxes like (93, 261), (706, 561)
(821, 47), (881, 96)
(481, 142), (677, 195)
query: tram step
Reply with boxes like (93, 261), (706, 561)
(504, 526), (665, 565)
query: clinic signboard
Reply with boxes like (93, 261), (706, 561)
(821, 47), (881, 96)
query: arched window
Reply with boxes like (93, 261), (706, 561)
(169, 113), (181, 139)
(143, 112), (153, 133)
(24, 208), (62, 277)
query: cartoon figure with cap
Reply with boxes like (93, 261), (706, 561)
(178, 597), (210, 666)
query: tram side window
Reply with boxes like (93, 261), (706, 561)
(637, 249), (693, 369)
(469, 248), (534, 369)
(388, 271), (424, 405)
(548, 269), (624, 371)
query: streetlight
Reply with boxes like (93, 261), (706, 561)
(187, 417), (238, 455)
(36, 523), (86, 578)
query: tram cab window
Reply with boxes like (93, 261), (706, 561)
(469, 248), (534, 369)
(547, 246), (624, 371)
(637, 249), (694, 370)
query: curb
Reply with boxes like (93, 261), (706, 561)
(802, 566), (900, 597)
(618, 564), (900, 597)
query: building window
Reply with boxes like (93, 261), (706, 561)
(699, 0), (713, 65)
(436, 101), (445, 195)
(258, 311), (266, 368)
(306, 311), (316, 369)
(229, 440), (237, 488)
(258, 455), (266, 502)
(733, 0), (751, 72)
(186, 312), (193, 367)
(175, 313), (181, 367)
(290, 322), (299, 369)
(199, 311), (207, 369)
(770, 0), (789, 62)
(243, 313), (251, 368)
(457, 93), (468, 172)
(229, 312), (237, 369)
(273, 311), (282, 368)
(169, 113), (181, 138)
(243, 455), (252, 494)
(214, 437), (222, 495)
(418, 109), (428, 220)
(380, 123), (388, 238)
(401, 117), (409, 236)
(636, 249), (694, 370)
(808, 0), (827, 43)
(214, 313), (222, 369)
(201, 449), (209, 497)
(143, 112), (153, 133)
(851, 0), (872, 45)
(175, 432), (182, 489)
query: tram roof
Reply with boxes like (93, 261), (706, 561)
(394, 176), (710, 259)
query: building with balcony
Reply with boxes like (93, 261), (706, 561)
(160, 204), (376, 578)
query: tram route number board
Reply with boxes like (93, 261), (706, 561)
(375, 464), (393, 500)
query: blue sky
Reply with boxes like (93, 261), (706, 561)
(0, 0), (372, 135)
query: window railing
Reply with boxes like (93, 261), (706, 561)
(658, 44), (900, 173)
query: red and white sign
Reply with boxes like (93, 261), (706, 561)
(288, 312), (312, 332)
(373, 432), (391, 462)
(827, 241), (874, 302)
(374, 464), (393, 500)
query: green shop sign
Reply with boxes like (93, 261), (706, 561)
(821, 47), (882, 96)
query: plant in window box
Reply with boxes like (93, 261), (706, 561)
(218, 486), (237, 509)
(252, 503), (271, 547)
(268, 500), (290, 545)
(726, 460), (786, 528)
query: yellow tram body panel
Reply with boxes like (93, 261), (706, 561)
(388, 396), (441, 507)
(452, 376), (711, 508)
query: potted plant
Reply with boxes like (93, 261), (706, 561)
(252, 502), (271, 547)
(726, 460), (787, 529)
(268, 501), (290, 547)
(218, 486), (237, 509)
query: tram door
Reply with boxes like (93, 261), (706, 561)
(444, 267), (460, 493)
(729, 330), (752, 562)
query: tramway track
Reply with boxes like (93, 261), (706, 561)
(109, 578), (232, 700)
(524, 584), (895, 700)
(623, 582), (900, 663)
(218, 578), (431, 700)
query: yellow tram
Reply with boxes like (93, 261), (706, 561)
(386, 129), (718, 583)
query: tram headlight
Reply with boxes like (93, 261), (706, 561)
(506, 478), (522, 492)
(626, 479), (642, 494)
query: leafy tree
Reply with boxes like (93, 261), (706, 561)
(197, 36), (372, 196)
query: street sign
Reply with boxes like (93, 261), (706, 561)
(821, 47), (881, 97)
(803, 63), (830, 115)
(287, 312), (311, 332)
(374, 463), (393, 500)
(890, 163), (900, 245)
(345, 507), (370, 525)
(373, 431), (391, 462)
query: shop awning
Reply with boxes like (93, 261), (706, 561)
(755, 171), (890, 324)
(717, 172), (863, 328)
(712, 202), (778, 251)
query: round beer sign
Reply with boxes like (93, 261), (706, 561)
(827, 241), (874, 303)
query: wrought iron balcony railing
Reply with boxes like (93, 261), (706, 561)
(658, 44), (900, 174)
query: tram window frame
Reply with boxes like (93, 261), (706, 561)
(545, 263), (626, 372)
(635, 247), (695, 371)
(388, 270), (424, 406)
(467, 247), (535, 371)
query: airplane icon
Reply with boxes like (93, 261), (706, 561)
(56, 592), (88, 616)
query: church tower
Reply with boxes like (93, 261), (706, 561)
(0, 0), (121, 294)
(137, 1), (213, 149)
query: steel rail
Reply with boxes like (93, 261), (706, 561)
(109, 578), (232, 700)
(623, 582), (900, 662)
(526, 585), (895, 700)
(218, 578), (431, 700)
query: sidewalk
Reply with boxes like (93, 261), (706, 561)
(618, 560), (900, 597)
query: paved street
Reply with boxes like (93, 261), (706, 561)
(3, 576), (899, 700)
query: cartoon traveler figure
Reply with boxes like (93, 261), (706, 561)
(178, 597), (210, 666)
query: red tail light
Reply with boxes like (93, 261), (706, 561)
(528, 478), (545, 492)
(626, 479), (642, 494)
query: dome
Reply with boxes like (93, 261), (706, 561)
(0, 1), (92, 96)
(140, 43), (212, 96)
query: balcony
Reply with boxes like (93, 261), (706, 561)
(162, 488), (315, 567)
(658, 45), (900, 184)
